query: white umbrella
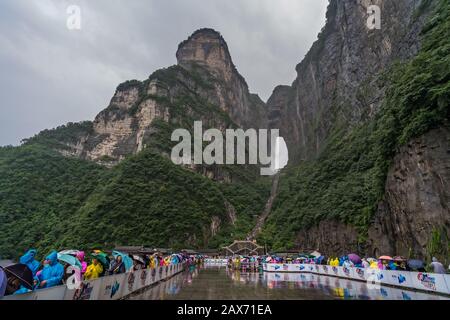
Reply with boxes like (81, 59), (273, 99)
(58, 249), (80, 257)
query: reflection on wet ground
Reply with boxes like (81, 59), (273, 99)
(129, 265), (448, 300)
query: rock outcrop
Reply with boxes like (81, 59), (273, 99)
(262, 0), (449, 258)
(268, 0), (434, 163)
(74, 28), (267, 165)
(368, 127), (450, 259)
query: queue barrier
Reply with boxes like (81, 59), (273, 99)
(1, 263), (185, 300)
(262, 263), (450, 296)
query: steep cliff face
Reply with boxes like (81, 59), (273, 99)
(368, 127), (450, 258)
(74, 28), (266, 165)
(261, 0), (449, 259)
(177, 28), (267, 130)
(268, 0), (434, 163)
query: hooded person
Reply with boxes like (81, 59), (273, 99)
(34, 251), (64, 289)
(84, 257), (104, 280)
(76, 251), (87, 275)
(430, 257), (446, 274)
(19, 249), (40, 276)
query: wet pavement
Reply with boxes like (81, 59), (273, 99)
(130, 265), (448, 300)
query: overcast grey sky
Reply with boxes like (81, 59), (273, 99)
(0, 0), (328, 146)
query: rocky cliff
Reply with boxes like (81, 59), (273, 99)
(268, 0), (435, 163)
(2, 0), (448, 260)
(368, 127), (450, 258)
(72, 28), (266, 166)
(261, 0), (449, 261)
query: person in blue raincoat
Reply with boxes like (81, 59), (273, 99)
(19, 249), (40, 276)
(34, 251), (64, 289)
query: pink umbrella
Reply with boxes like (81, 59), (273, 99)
(379, 256), (393, 260)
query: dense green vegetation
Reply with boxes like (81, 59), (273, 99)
(259, 0), (450, 250)
(21, 121), (94, 150)
(0, 141), (269, 259)
(0, 60), (269, 260)
(0, 144), (107, 258)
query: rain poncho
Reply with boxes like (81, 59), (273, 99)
(19, 249), (40, 276)
(362, 259), (370, 269)
(76, 251), (87, 275)
(84, 262), (103, 280)
(35, 251), (64, 288)
(431, 258), (446, 274)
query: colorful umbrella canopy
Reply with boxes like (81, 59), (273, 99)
(0, 267), (7, 298)
(378, 256), (393, 260)
(4, 263), (33, 290)
(310, 251), (321, 258)
(57, 253), (82, 269)
(112, 251), (133, 271)
(348, 254), (362, 264)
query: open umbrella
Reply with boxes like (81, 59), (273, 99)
(91, 251), (110, 269)
(310, 251), (321, 258)
(112, 251), (133, 271)
(378, 256), (393, 260)
(57, 253), (82, 269)
(348, 254), (362, 264)
(4, 263), (33, 290)
(59, 249), (80, 257)
(132, 255), (145, 265)
(408, 259), (424, 270)
(393, 256), (407, 262)
(0, 267), (7, 298)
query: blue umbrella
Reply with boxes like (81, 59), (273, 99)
(0, 267), (7, 298)
(112, 251), (133, 271)
(408, 259), (424, 270)
(57, 253), (82, 269)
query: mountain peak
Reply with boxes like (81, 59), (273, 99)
(176, 28), (236, 81)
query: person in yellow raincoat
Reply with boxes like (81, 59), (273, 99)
(149, 256), (156, 269)
(84, 258), (104, 280)
(370, 261), (379, 269)
(330, 258), (338, 267)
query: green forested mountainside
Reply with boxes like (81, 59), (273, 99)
(0, 62), (271, 259)
(0, 142), (269, 259)
(0, 144), (107, 258)
(259, 0), (450, 250)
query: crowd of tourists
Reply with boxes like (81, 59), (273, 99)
(263, 253), (448, 274)
(0, 248), (200, 298)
